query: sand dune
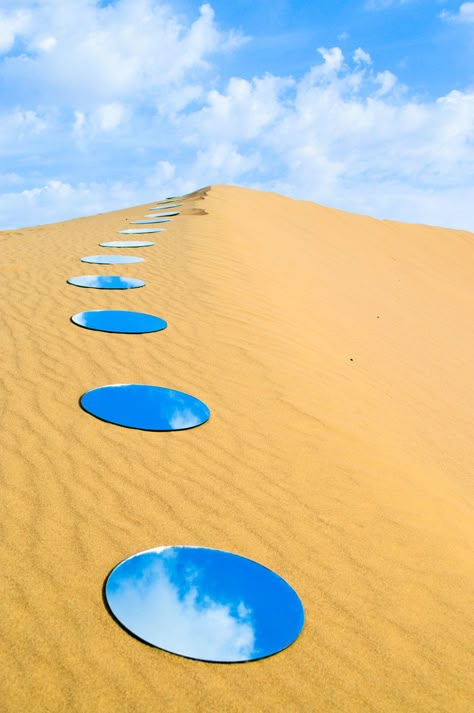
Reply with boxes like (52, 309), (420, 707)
(0, 185), (473, 712)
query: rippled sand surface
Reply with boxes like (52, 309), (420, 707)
(1, 185), (473, 712)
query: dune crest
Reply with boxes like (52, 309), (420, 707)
(0, 184), (472, 712)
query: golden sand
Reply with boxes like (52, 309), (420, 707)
(0, 185), (473, 712)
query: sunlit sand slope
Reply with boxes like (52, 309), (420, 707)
(0, 185), (473, 712)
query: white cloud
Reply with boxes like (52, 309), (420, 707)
(184, 75), (292, 143)
(0, 173), (168, 229)
(0, 9), (30, 54)
(353, 48), (372, 65)
(1, 1), (246, 107)
(316, 46), (345, 74)
(34, 36), (57, 53)
(173, 47), (473, 229)
(94, 103), (125, 132)
(440, 2), (474, 23)
(0, 109), (49, 152)
(375, 70), (397, 95)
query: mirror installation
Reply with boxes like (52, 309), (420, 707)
(119, 228), (165, 234)
(80, 384), (210, 431)
(129, 219), (170, 225)
(71, 310), (167, 334)
(105, 546), (305, 662)
(99, 240), (155, 248)
(81, 255), (144, 264)
(67, 275), (145, 290)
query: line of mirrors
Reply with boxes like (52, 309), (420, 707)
(66, 197), (304, 663)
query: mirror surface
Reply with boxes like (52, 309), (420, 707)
(130, 219), (170, 225)
(81, 255), (144, 264)
(119, 228), (165, 234)
(99, 240), (155, 248)
(67, 275), (145, 290)
(80, 384), (210, 430)
(142, 211), (179, 218)
(71, 310), (167, 334)
(105, 546), (305, 662)
(150, 204), (181, 209)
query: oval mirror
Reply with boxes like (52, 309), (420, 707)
(105, 546), (305, 662)
(119, 228), (165, 234)
(81, 255), (144, 264)
(99, 240), (155, 248)
(67, 275), (145, 290)
(71, 310), (167, 334)
(80, 384), (210, 431)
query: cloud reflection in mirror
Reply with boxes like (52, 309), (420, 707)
(79, 384), (210, 431)
(67, 275), (145, 289)
(119, 228), (165, 234)
(99, 240), (155, 248)
(142, 211), (179, 218)
(105, 546), (304, 662)
(130, 218), (170, 224)
(149, 204), (182, 210)
(81, 255), (144, 264)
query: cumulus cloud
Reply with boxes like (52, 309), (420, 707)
(353, 48), (372, 65)
(175, 47), (474, 230)
(0, 1), (246, 107)
(440, 2), (474, 23)
(0, 9), (30, 54)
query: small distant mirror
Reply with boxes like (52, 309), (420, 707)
(99, 241), (155, 248)
(119, 228), (165, 234)
(150, 204), (182, 210)
(81, 255), (144, 264)
(129, 219), (170, 225)
(142, 212), (179, 218)
(67, 275), (145, 290)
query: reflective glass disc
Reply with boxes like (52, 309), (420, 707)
(119, 228), (165, 234)
(105, 546), (305, 662)
(142, 211), (179, 218)
(99, 240), (155, 248)
(150, 203), (182, 209)
(67, 275), (145, 290)
(129, 218), (170, 225)
(71, 310), (167, 334)
(81, 255), (144, 264)
(80, 384), (210, 431)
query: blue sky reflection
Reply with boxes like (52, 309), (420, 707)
(143, 211), (179, 218)
(67, 275), (145, 289)
(71, 310), (167, 334)
(80, 384), (210, 431)
(81, 255), (144, 264)
(119, 228), (165, 234)
(99, 240), (154, 248)
(105, 546), (304, 662)
(150, 205), (182, 210)
(130, 218), (170, 224)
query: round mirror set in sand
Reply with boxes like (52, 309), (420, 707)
(66, 196), (305, 663)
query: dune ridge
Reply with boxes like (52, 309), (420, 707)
(0, 184), (473, 712)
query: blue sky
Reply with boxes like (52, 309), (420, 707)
(0, 0), (473, 230)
